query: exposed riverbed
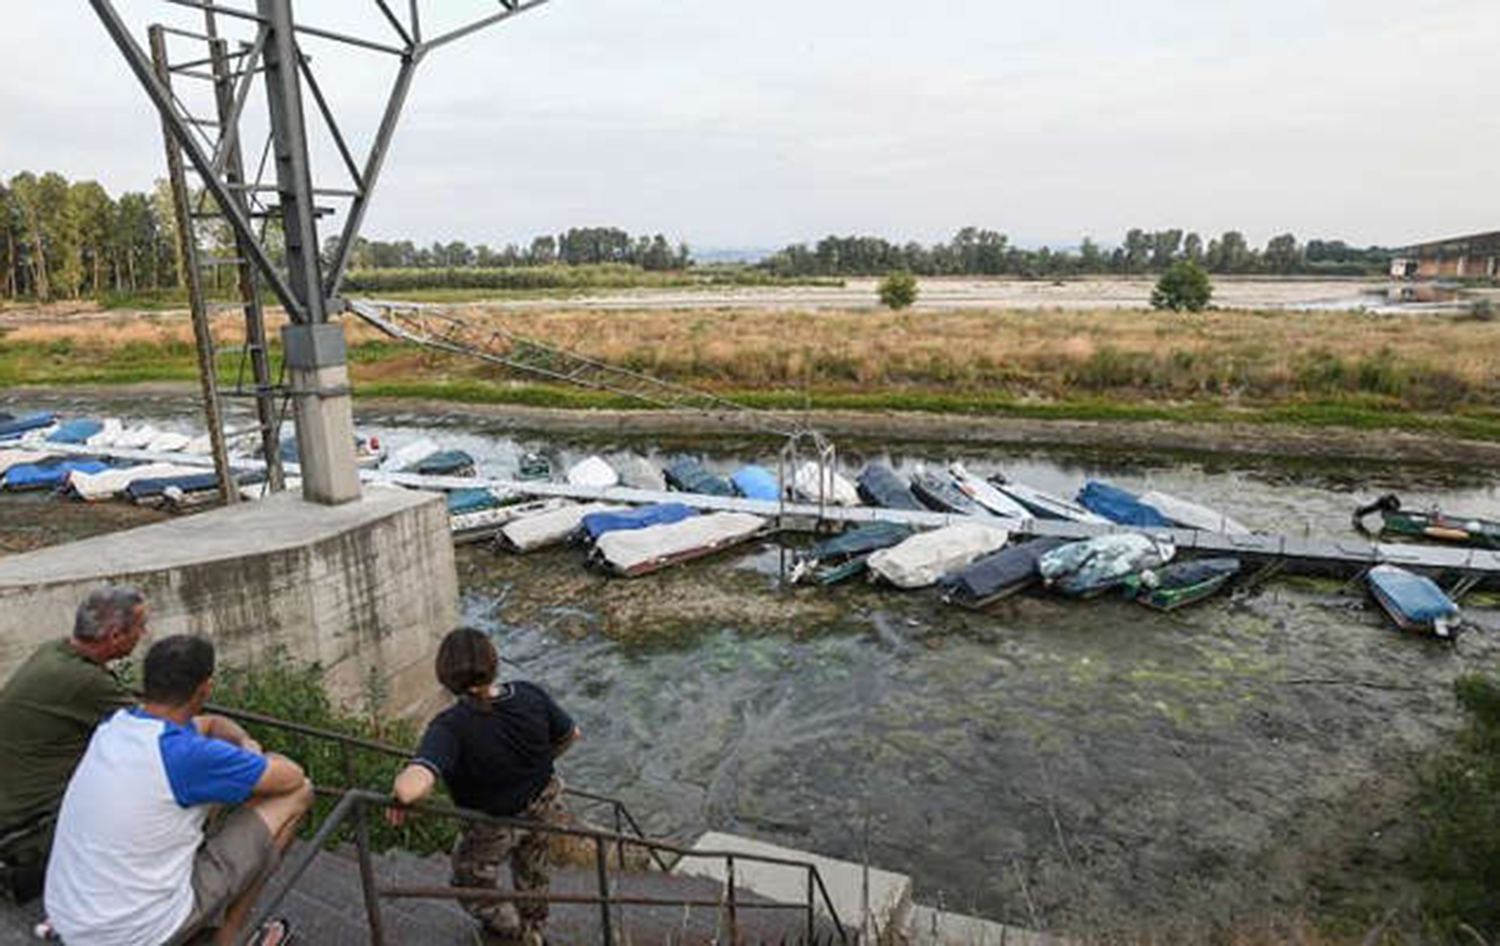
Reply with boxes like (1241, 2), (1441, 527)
(5, 391), (1499, 937)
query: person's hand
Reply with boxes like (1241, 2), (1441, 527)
(384, 802), (410, 827)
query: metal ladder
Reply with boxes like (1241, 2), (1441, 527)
(149, 8), (288, 499)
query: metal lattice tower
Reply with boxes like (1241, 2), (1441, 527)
(88, 0), (553, 504)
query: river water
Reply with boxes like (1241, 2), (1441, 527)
(10, 391), (1500, 934)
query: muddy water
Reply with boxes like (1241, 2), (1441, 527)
(10, 391), (1500, 933)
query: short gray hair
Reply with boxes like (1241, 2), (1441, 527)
(73, 586), (146, 642)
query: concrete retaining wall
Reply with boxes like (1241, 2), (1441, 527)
(0, 487), (457, 720)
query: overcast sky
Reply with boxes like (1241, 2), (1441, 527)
(2, 1), (1496, 251)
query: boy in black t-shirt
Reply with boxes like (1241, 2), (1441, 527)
(388, 628), (581, 945)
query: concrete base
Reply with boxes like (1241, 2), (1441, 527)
(905, 905), (1068, 945)
(0, 486), (456, 720)
(674, 831), (911, 936)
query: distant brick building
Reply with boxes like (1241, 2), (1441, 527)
(1391, 230), (1500, 280)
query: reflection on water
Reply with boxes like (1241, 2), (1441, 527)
(10, 391), (1500, 931)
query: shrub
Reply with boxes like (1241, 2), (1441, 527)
(1151, 260), (1214, 312)
(878, 271), (919, 310)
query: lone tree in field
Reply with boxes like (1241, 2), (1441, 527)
(1151, 260), (1213, 312)
(878, 270), (918, 310)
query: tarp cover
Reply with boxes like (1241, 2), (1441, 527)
(730, 466), (779, 501)
(47, 419), (104, 445)
(1039, 533), (1176, 597)
(867, 523), (1011, 589)
(582, 503), (698, 542)
(664, 460), (734, 496)
(112, 426), (159, 450)
(1077, 481), (1173, 528)
(1368, 564), (1459, 626)
(405, 450), (475, 477)
(125, 472), (228, 500)
(941, 537), (1069, 604)
(567, 456), (620, 489)
(594, 512), (765, 576)
(857, 464), (924, 511)
(384, 438), (441, 471)
(146, 431), (192, 453)
(68, 463), (205, 501)
(0, 413), (56, 441)
(451, 498), (568, 533)
(4, 459), (110, 491)
(0, 450), (54, 477)
(1139, 557), (1242, 591)
(994, 480), (1109, 523)
(805, 522), (914, 563)
(791, 462), (860, 506)
(910, 471), (984, 516)
(613, 455), (666, 491)
(447, 488), (507, 515)
(499, 502), (621, 552)
(1138, 490), (1251, 534)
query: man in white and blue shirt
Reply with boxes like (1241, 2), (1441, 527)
(45, 635), (313, 946)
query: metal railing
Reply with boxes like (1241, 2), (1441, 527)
(211, 704), (853, 945)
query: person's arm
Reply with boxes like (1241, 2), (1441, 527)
(194, 714), (262, 755)
(392, 763), (437, 806)
(251, 754), (307, 797)
(386, 720), (454, 826)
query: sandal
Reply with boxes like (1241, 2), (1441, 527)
(249, 916), (297, 946)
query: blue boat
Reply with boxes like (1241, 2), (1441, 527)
(2, 458), (111, 491)
(730, 466), (780, 501)
(1366, 565), (1460, 638)
(1077, 481), (1173, 528)
(446, 488), (506, 515)
(124, 472), (223, 501)
(404, 449), (476, 477)
(46, 418), (104, 445)
(0, 412), (56, 441)
(857, 464), (924, 511)
(581, 503), (699, 542)
(664, 459), (734, 497)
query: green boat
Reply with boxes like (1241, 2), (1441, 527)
(1124, 557), (1241, 612)
(1354, 494), (1500, 550)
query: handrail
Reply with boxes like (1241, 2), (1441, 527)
(205, 700), (674, 870)
(242, 788), (853, 945)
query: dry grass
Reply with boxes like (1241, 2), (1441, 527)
(8, 305), (1500, 411)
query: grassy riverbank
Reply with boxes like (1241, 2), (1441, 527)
(5, 304), (1500, 441)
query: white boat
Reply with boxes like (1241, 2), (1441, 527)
(112, 425), (159, 450)
(67, 463), (204, 502)
(1139, 489), (1251, 534)
(791, 461), (860, 506)
(867, 523), (1011, 590)
(497, 502), (623, 552)
(592, 512), (766, 577)
(146, 431), (192, 453)
(451, 498), (570, 545)
(567, 455), (620, 489)
(84, 418), (124, 448)
(381, 437), (442, 471)
(949, 463), (1031, 520)
(990, 477), (1109, 524)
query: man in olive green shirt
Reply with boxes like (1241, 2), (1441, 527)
(0, 586), (148, 901)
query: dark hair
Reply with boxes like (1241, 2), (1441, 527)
(435, 627), (498, 696)
(74, 586), (145, 642)
(142, 635), (216, 705)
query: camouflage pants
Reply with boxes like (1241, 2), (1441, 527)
(451, 776), (566, 943)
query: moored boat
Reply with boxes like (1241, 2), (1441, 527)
(1077, 481), (1174, 528)
(856, 464), (924, 511)
(730, 465), (780, 501)
(497, 501), (620, 552)
(580, 503), (699, 543)
(1038, 533), (1176, 598)
(567, 455), (620, 489)
(517, 451), (552, 482)
(1353, 494), (1500, 550)
(940, 537), (1069, 609)
(949, 463), (1031, 520)
(612, 454), (666, 491)
(450, 497), (568, 545)
(989, 477), (1108, 523)
(3, 458), (112, 492)
(1139, 490), (1251, 534)
(867, 523), (1010, 590)
(1366, 564), (1460, 638)
(404, 449), (476, 478)
(1126, 557), (1241, 611)
(910, 470), (985, 516)
(0, 413), (57, 441)
(791, 461), (860, 506)
(664, 459), (734, 497)
(789, 521), (914, 585)
(591, 512), (767, 577)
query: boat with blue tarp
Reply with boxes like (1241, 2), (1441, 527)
(581, 503), (699, 543)
(46, 419), (105, 445)
(1077, 481), (1174, 528)
(0, 413), (56, 441)
(665, 459), (734, 496)
(2, 458), (112, 491)
(730, 466), (779, 501)
(1366, 564), (1460, 638)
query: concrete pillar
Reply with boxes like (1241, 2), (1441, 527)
(283, 323), (361, 505)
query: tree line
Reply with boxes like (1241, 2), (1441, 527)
(0, 169), (695, 302)
(761, 228), (1393, 279)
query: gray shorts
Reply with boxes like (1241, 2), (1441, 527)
(167, 806), (277, 944)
